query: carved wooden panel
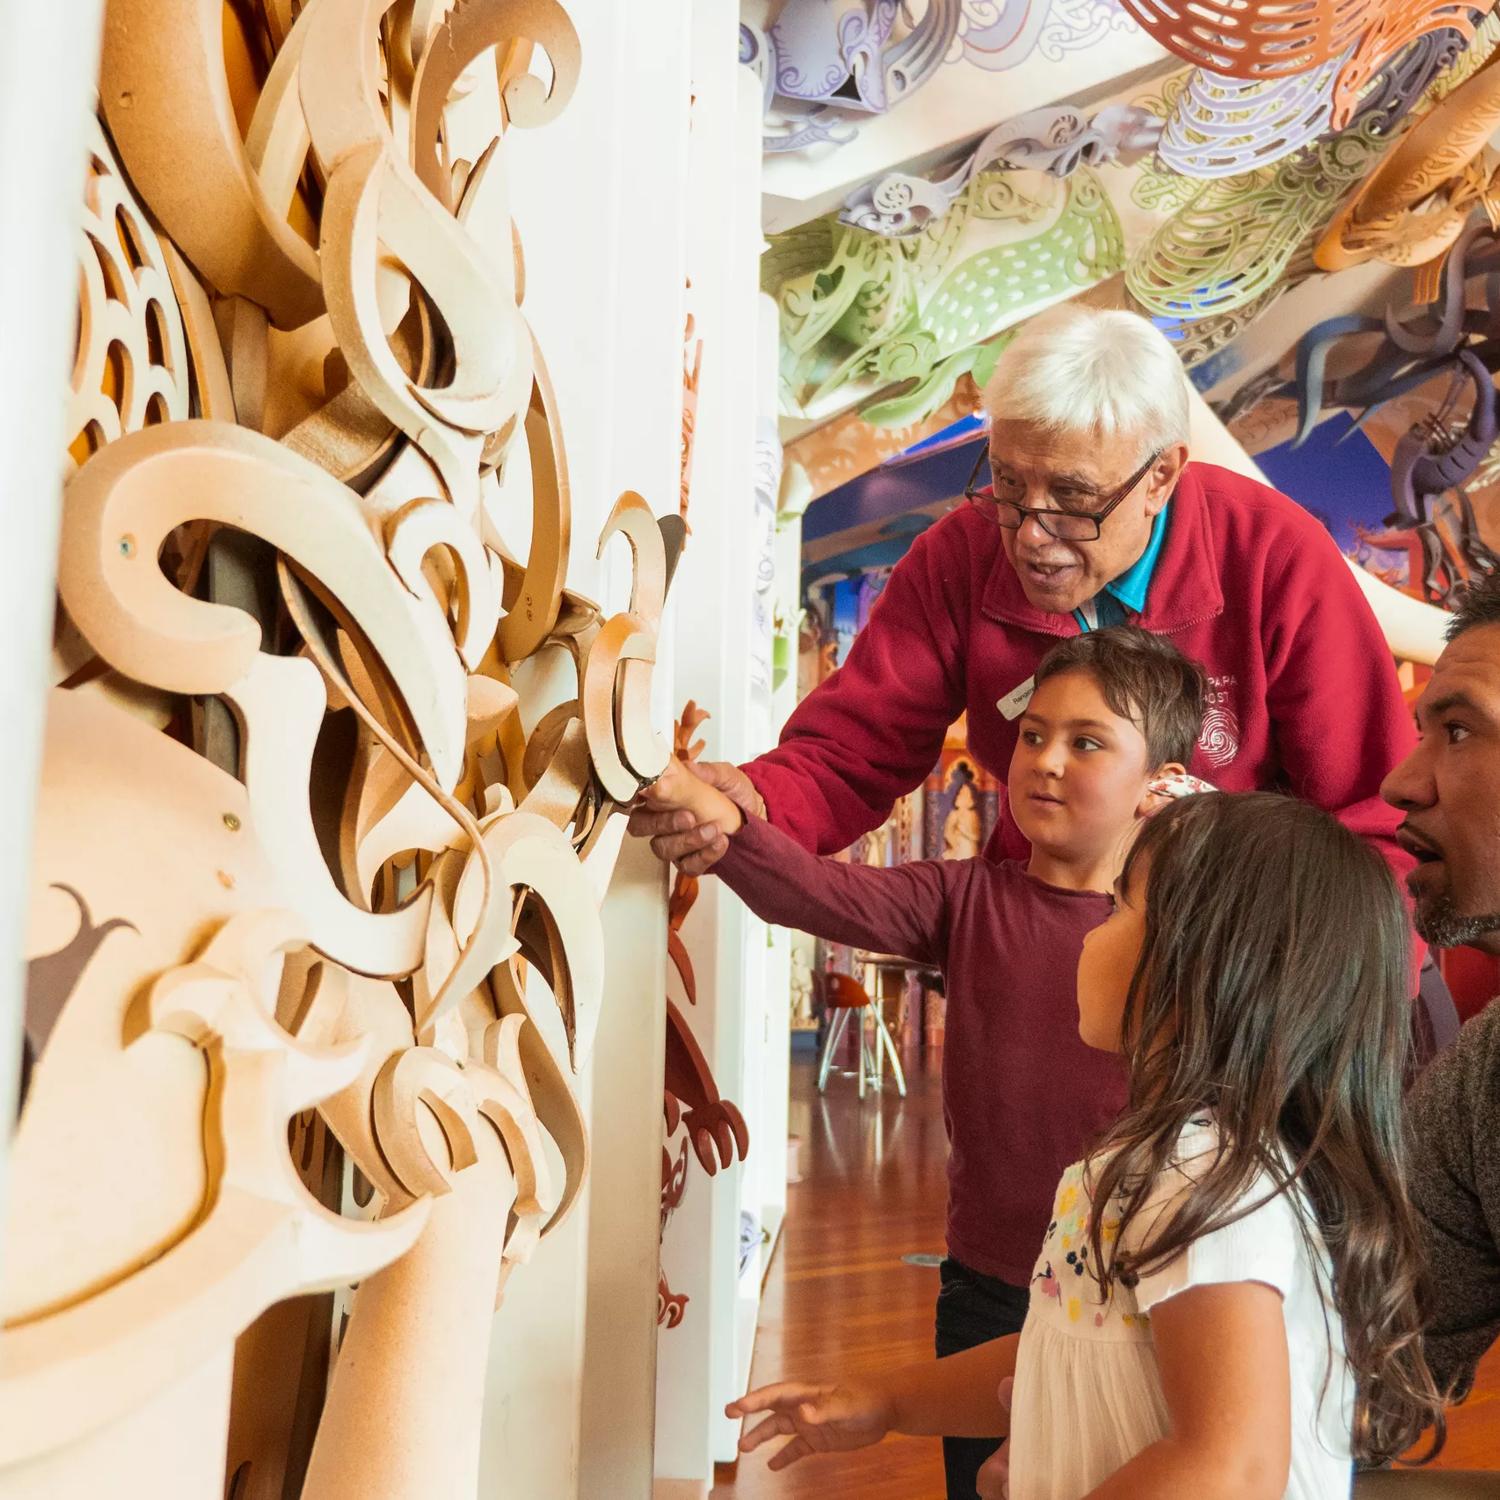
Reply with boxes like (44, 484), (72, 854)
(6, 2), (679, 1495)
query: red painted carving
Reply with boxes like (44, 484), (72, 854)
(656, 701), (752, 1330)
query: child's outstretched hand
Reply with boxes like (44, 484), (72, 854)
(726, 1378), (896, 1470)
(642, 756), (747, 837)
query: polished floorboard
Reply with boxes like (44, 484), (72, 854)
(711, 1052), (1500, 1498)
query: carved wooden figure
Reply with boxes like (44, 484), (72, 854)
(654, 705), (751, 1332)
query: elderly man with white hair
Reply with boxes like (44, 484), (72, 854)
(636, 303), (1417, 904)
(630, 304), (1446, 1498)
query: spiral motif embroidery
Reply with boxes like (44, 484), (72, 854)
(1199, 704), (1241, 767)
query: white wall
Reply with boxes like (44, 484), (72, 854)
(0, 0), (106, 1265)
(653, 10), (773, 1489)
(479, 4), (691, 1495)
(739, 291), (793, 1314)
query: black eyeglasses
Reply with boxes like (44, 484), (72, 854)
(963, 446), (1162, 542)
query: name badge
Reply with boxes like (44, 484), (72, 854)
(997, 675), (1035, 721)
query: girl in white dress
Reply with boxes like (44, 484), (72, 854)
(729, 793), (1447, 1499)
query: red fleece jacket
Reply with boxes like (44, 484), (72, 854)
(746, 461), (1415, 885)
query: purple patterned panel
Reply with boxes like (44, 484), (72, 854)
(769, 0), (853, 103)
(837, 0), (902, 112)
(841, 170), (960, 234)
(769, 0), (896, 108)
(1345, 26), (1469, 136)
(959, 0), (1052, 71)
(841, 103), (1160, 236)
(758, 0), (993, 154)
(764, 112), (861, 154)
(1160, 54), (1348, 179)
(740, 22), (778, 115)
(882, 0), (962, 107)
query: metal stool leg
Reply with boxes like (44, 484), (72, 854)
(817, 1008), (851, 1093)
(862, 961), (883, 1093)
(875, 1010), (907, 1098)
(857, 1005), (867, 1099)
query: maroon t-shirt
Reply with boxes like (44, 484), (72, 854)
(716, 814), (1126, 1285)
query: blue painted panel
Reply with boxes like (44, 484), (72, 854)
(803, 523), (937, 586)
(802, 435), (986, 542)
(1253, 411), (1392, 553)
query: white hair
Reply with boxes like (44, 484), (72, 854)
(981, 305), (1190, 455)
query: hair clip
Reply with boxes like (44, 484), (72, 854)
(1147, 772), (1217, 801)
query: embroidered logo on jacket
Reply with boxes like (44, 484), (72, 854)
(1199, 676), (1240, 767)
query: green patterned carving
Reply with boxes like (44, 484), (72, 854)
(1144, 281), (1289, 372)
(1125, 115), (1389, 319)
(860, 346), (984, 428)
(760, 217), (835, 297)
(920, 174), (1123, 358)
(859, 328), (1019, 428)
(767, 168), (1124, 427)
(1129, 72), (1201, 218)
(1131, 166), (1201, 218)
(971, 173), (1057, 223)
(779, 230), (903, 361)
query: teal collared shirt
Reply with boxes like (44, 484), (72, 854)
(1073, 503), (1170, 632)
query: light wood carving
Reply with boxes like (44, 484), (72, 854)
(9, 2), (679, 1495)
(99, 0), (324, 329)
(1316, 53), (1500, 272)
(68, 116), (192, 472)
(298, 0), (551, 515)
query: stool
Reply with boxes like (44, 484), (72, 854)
(814, 971), (907, 1100)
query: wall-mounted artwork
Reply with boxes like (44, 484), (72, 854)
(923, 739), (1000, 863)
(6, 3), (690, 1496)
(761, 9), (1500, 457)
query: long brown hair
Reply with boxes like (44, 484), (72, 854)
(1087, 792), (1446, 1465)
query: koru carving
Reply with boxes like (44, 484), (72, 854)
(8, 3), (686, 1497)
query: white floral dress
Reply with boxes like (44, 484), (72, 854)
(1008, 1118), (1355, 1499)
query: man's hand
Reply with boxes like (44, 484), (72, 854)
(726, 1378), (896, 1471)
(627, 759), (766, 875)
(976, 1377), (1014, 1499)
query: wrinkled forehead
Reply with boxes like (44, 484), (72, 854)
(1420, 626), (1500, 722)
(986, 417), (1144, 482)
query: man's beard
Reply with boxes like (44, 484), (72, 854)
(1415, 892), (1500, 949)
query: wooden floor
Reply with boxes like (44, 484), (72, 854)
(712, 1052), (1500, 1498)
(712, 1050), (950, 1499)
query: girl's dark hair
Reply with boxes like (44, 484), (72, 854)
(1088, 792), (1446, 1465)
(1033, 625), (1205, 767)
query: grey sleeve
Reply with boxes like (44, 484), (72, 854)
(1407, 999), (1500, 1401)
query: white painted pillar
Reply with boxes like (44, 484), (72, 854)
(0, 0), (105, 1248)
(654, 10), (768, 1487)
(576, 0), (693, 1484)
(750, 292), (795, 1259)
(479, 2), (691, 1495)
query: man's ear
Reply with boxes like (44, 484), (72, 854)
(1145, 442), (1189, 516)
(1136, 761), (1187, 817)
